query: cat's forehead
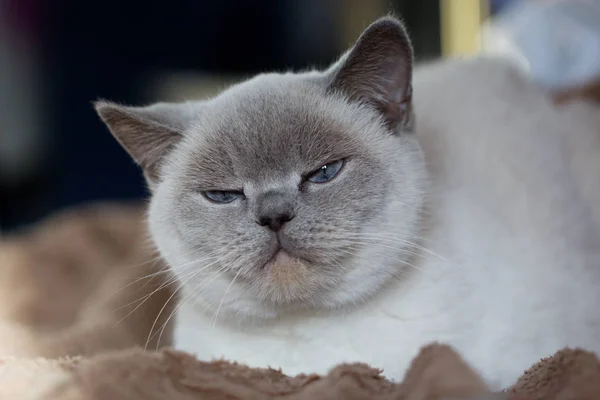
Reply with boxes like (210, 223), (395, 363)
(180, 74), (375, 186)
(206, 72), (337, 136)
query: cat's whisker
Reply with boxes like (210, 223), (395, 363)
(135, 258), (174, 293)
(112, 258), (204, 314)
(333, 246), (427, 279)
(335, 248), (413, 279)
(211, 265), (245, 328)
(335, 231), (463, 269)
(113, 273), (176, 313)
(336, 237), (426, 260)
(148, 252), (238, 346)
(110, 266), (171, 299)
(139, 244), (218, 267)
(144, 283), (186, 351)
(122, 253), (165, 269)
(356, 234), (486, 275)
(327, 235), (424, 256)
(322, 254), (346, 270)
(110, 255), (215, 304)
(124, 243), (210, 269)
(110, 248), (220, 298)
(111, 264), (203, 328)
(334, 240), (435, 276)
(151, 259), (237, 350)
(144, 255), (228, 350)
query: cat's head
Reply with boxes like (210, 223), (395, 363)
(96, 17), (427, 320)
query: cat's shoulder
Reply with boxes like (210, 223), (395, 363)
(415, 55), (527, 83)
(414, 56), (534, 103)
(412, 56), (547, 132)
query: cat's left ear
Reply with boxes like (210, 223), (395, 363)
(327, 17), (414, 132)
(94, 100), (196, 189)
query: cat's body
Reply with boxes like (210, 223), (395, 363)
(97, 18), (600, 391)
(170, 57), (600, 389)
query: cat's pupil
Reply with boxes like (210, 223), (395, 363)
(308, 160), (344, 184)
(203, 190), (244, 204)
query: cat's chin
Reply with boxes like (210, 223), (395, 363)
(262, 250), (312, 293)
(263, 249), (306, 271)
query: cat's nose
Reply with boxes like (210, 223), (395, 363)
(255, 189), (296, 232)
(257, 211), (295, 232)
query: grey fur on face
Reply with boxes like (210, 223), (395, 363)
(95, 17), (428, 319)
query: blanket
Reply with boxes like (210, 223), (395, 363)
(2, 342), (600, 399)
(1, 202), (599, 399)
(0, 203), (176, 358)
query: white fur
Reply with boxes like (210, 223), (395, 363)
(164, 57), (600, 390)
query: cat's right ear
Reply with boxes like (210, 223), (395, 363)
(94, 100), (195, 189)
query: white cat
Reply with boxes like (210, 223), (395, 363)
(96, 17), (600, 390)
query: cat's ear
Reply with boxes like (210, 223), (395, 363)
(328, 17), (414, 132)
(94, 100), (195, 188)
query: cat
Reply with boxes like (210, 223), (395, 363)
(95, 17), (600, 390)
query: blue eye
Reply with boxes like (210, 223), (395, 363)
(307, 159), (345, 183)
(203, 190), (245, 204)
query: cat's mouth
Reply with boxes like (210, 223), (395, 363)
(262, 247), (311, 288)
(262, 247), (307, 270)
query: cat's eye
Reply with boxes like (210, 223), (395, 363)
(202, 190), (245, 204)
(307, 159), (345, 184)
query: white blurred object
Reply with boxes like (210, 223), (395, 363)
(481, 0), (600, 91)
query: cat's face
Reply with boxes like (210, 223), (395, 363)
(96, 17), (428, 320)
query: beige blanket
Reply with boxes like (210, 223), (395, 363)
(1, 203), (599, 400)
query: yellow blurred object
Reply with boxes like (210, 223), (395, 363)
(440, 0), (489, 56)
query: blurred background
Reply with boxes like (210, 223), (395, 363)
(1, 0), (598, 233)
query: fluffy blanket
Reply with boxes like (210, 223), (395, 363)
(2, 342), (600, 399)
(1, 203), (600, 400)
